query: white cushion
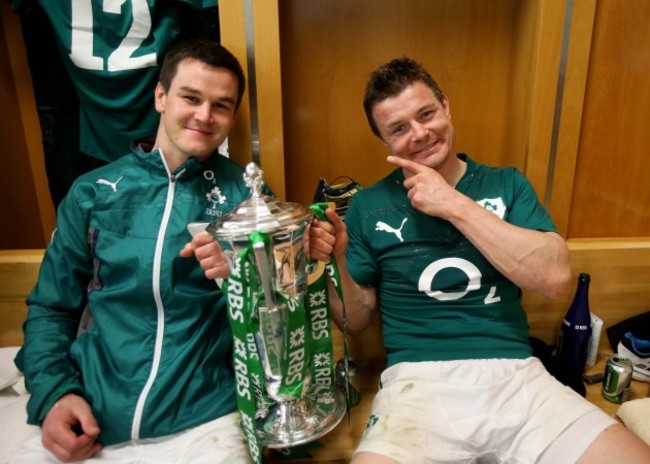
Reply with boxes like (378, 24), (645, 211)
(0, 347), (21, 391)
(0, 347), (40, 463)
(0, 394), (40, 463)
(617, 397), (650, 445)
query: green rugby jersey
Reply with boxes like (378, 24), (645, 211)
(16, 0), (217, 162)
(345, 154), (556, 366)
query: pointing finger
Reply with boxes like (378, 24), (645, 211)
(387, 155), (429, 176)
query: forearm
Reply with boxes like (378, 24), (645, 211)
(449, 197), (571, 299)
(310, 208), (378, 333)
(327, 257), (377, 334)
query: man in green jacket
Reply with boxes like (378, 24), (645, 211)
(11, 39), (311, 463)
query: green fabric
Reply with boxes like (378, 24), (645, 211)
(33, 0), (217, 162)
(21, 149), (250, 446)
(345, 154), (556, 366)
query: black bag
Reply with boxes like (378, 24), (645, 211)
(312, 176), (362, 218)
(606, 311), (650, 351)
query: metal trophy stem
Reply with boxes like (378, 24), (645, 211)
(208, 163), (346, 448)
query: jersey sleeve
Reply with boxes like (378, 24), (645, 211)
(507, 169), (557, 233)
(343, 195), (380, 287)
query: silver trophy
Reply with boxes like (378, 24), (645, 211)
(207, 163), (346, 448)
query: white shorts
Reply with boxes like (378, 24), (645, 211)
(9, 412), (252, 464)
(355, 358), (616, 463)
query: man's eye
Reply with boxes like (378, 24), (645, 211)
(183, 95), (199, 103)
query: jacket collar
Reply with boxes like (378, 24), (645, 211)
(132, 146), (216, 179)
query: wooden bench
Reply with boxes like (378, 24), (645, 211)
(2, 239), (649, 463)
(0, 249), (43, 347)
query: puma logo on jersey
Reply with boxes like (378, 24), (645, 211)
(477, 197), (506, 219)
(96, 176), (124, 192)
(375, 218), (408, 242)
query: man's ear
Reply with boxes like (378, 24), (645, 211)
(154, 83), (166, 113)
(377, 134), (390, 150)
(442, 95), (451, 119)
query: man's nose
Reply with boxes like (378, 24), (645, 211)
(411, 121), (429, 140)
(195, 103), (213, 122)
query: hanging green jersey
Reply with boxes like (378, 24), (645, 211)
(20, 0), (218, 162)
(345, 154), (557, 367)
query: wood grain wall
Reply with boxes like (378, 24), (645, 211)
(1, 0), (649, 245)
(0, 2), (55, 249)
(220, 0), (649, 240)
(567, 0), (650, 237)
(277, 0), (527, 205)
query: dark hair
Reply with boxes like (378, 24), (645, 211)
(363, 57), (445, 137)
(158, 39), (246, 111)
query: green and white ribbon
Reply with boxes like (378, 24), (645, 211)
(309, 203), (353, 411)
(223, 248), (262, 463)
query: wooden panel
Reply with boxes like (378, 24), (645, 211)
(524, 238), (650, 351)
(219, 0), (286, 198)
(518, 0), (564, 199)
(6, 240), (645, 359)
(547, 0), (597, 237)
(0, 4), (55, 248)
(218, 0), (253, 171)
(568, 0), (650, 238)
(0, 250), (43, 347)
(504, 0), (539, 188)
(279, 0), (538, 205)
(252, 0), (285, 199)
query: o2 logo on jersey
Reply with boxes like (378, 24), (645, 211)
(418, 257), (501, 304)
(69, 0), (157, 72)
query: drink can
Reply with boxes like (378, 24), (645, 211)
(601, 355), (633, 403)
(335, 357), (361, 407)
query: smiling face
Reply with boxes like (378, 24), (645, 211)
(372, 81), (456, 175)
(153, 58), (239, 167)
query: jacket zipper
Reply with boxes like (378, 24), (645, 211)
(131, 151), (186, 441)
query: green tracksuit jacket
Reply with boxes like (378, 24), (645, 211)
(18, 149), (251, 445)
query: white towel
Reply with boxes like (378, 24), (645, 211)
(617, 397), (650, 445)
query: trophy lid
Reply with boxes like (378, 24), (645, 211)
(208, 162), (314, 240)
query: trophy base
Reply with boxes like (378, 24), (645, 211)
(257, 387), (347, 449)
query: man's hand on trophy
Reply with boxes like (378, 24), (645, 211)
(180, 230), (229, 281)
(308, 206), (348, 262)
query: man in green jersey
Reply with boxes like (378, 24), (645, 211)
(310, 58), (650, 463)
(10, 39), (331, 464)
